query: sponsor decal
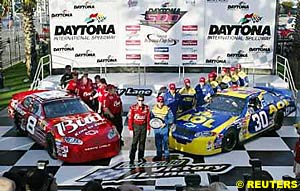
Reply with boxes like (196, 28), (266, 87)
(182, 33), (198, 37)
(97, 55), (117, 63)
(53, 44), (74, 52)
(140, 8), (187, 32)
(51, 10), (72, 18)
(154, 61), (169, 65)
(117, 88), (152, 96)
(77, 154), (231, 182)
(162, 1), (172, 7)
(154, 54), (169, 60)
(154, 47), (169, 52)
(128, 0), (138, 7)
(126, 54), (141, 60)
(54, 113), (106, 137)
(227, 1), (249, 10)
(207, 13), (271, 41)
(125, 48), (142, 51)
(182, 25), (198, 31)
(182, 47), (197, 53)
(74, 1), (95, 9)
(85, 130), (99, 136)
(182, 40), (197, 46)
(84, 12), (106, 24)
(75, 49), (96, 57)
(227, 50), (248, 58)
(249, 44), (271, 52)
(183, 61), (197, 65)
(205, 56), (226, 64)
(125, 25), (140, 31)
(126, 40), (141, 46)
(145, 34), (179, 46)
(126, 31), (140, 39)
(185, 0), (196, 6)
(54, 25), (115, 36)
(182, 54), (197, 60)
(239, 13), (262, 25)
(207, 0), (228, 2)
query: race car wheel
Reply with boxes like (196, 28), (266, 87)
(222, 128), (237, 152)
(14, 113), (26, 135)
(274, 111), (284, 130)
(46, 134), (57, 159)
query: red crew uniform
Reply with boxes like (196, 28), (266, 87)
(78, 81), (93, 108)
(128, 103), (150, 163)
(103, 93), (123, 140)
(66, 79), (78, 95)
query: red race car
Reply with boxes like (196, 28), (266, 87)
(8, 90), (120, 163)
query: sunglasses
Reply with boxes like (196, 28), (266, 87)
(137, 99), (144, 102)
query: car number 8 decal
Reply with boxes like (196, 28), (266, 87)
(252, 111), (269, 132)
(26, 116), (37, 134)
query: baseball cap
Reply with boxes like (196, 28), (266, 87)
(107, 84), (116, 90)
(199, 77), (206, 83)
(184, 78), (191, 85)
(208, 73), (214, 78)
(169, 83), (176, 90)
(157, 96), (164, 102)
(222, 68), (227, 73)
(230, 67), (236, 72)
(236, 63), (242, 69)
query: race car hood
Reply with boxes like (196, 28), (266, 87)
(46, 112), (110, 138)
(176, 107), (237, 133)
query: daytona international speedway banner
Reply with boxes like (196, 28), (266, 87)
(49, 0), (276, 69)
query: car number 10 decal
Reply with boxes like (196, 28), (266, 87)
(26, 116), (37, 134)
(251, 111), (269, 132)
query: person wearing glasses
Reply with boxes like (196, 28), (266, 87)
(128, 94), (151, 164)
(151, 96), (174, 161)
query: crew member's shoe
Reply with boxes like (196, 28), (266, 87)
(129, 160), (134, 165)
(138, 158), (147, 163)
(152, 156), (162, 162)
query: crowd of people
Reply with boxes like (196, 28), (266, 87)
(58, 64), (250, 164)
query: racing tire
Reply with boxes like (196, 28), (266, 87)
(222, 128), (238, 152)
(46, 134), (57, 160)
(274, 111), (284, 131)
(14, 113), (27, 135)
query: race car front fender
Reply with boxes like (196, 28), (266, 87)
(169, 135), (222, 155)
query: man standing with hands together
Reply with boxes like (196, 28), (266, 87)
(128, 94), (151, 164)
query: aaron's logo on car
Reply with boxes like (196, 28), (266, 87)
(75, 49), (96, 57)
(140, 8), (187, 32)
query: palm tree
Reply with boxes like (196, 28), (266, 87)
(22, 0), (37, 80)
(0, 1), (10, 70)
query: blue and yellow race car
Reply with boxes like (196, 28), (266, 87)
(169, 86), (296, 155)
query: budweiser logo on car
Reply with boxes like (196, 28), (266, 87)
(154, 54), (169, 60)
(182, 54), (197, 60)
(182, 25), (198, 31)
(182, 40), (197, 46)
(126, 40), (141, 46)
(126, 54), (141, 60)
(126, 25), (140, 31)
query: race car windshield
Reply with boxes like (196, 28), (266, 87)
(43, 98), (89, 118)
(206, 95), (246, 114)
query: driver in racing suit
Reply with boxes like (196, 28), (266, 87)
(151, 96), (174, 161)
